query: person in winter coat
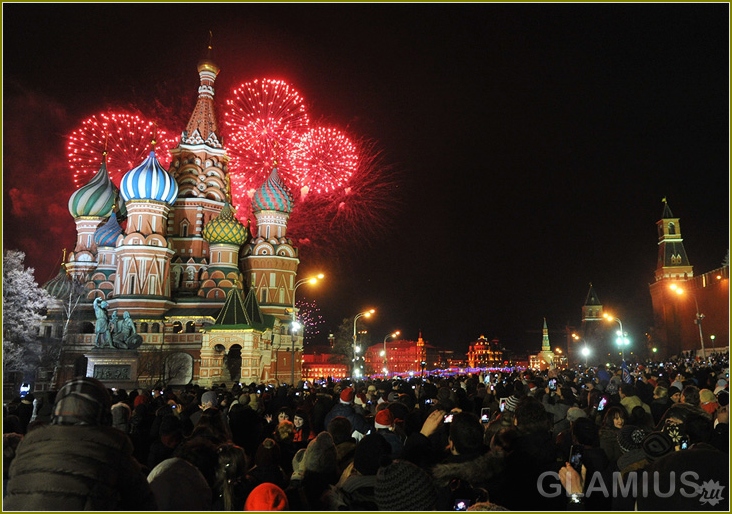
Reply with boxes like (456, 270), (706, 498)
(323, 387), (371, 436)
(430, 412), (504, 510)
(4, 377), (157, 511)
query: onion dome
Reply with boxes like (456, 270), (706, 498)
(68, 159), (117, 218)
(203, 203), (248, 245)
(120, 150), (179, 205)
(252, 167), (294, 214)
(94, 212), (123, 247)
(42, 265), (73, 299)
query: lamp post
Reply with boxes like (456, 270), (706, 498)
(581, 345), (590, 367)
(352, 309), (375, 379)
(289, 274), (324, 386)
(603, 313), (628, 362)
(710, 334), (716, 354)
(381, 330), (400, 378)
(669, 283), (706, 359)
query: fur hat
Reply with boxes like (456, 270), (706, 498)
(617, 424), (651, 453)
(374, 409), (394, 429)
(353, 433), (391, 476)
(201, 390), (218, 407)
(566, 407), (587, 423)
(340, 387), (355, 404)
(302, 431), (337, 474)
(244, 482), (289, 511)
(52, 377), (112, 426)
(503, 395), (519, 413)
(375, 459), (437, 510)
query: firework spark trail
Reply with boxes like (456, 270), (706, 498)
(68, 113), (175, 188)
(224, 78), (310, 202)
(296, 298), (325, 344)
(292, 126), (358, 196)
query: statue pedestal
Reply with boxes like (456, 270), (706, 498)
(85, 349), (139, 390)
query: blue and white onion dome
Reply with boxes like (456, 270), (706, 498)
(68, 160), (117, 218)
(120, 149), (178, 205)
(94, 211), (123, 247)
(252, 167), (294, 214)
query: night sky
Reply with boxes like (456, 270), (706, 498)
(3, 3), (729, 355)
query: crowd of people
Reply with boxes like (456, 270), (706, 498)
(3, 352), (729, 511)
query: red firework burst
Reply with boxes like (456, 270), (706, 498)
(287, 139), (402, 263)
(292, 127), (358, 196)
(68, 112), (176, 188)
(223, 78), (310, 203)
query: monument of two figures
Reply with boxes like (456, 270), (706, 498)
(93, 297), (143, 350)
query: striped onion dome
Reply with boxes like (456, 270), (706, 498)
(203, 203), (248, 245)
(252, 167), (293, 214)
(94, 212), (123, 247)
(42, 265), (73, 299)
(68, 160), (117, 218)
(120, 150), (178, 205)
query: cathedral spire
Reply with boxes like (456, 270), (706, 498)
(181, 32), (222, 149)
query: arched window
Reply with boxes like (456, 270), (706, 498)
(186, 321), (196, 333)
(172, 321), (183, 333)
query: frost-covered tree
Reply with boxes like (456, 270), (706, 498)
(3, 250), (51, 376)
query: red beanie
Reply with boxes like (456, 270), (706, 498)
(374, 408), (394, 429)
(340, 387), (355, 404)
(244, 482), (289, 511)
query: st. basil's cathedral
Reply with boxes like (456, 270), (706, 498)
(42, 49), (305, 389)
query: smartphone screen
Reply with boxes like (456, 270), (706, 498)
(443, 413), (454, 423)
(569, 444), (583, 473)
(499, 398), (507, 413)
(597, 397), (608, 411)
(481, 407), (491, 423)
(548, 378), (557, 390)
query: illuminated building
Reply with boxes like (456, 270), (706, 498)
(466, 335), (503, 369)
(363, 332), (440, 377)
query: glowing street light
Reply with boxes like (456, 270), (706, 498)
(382, 330), (400, 378)
(581, 345), (590, 367)
(289, 273), (324, 385)
(669, 283), (707, 359)
(352, 309), (375, 378)
(603, 313), (629, 362)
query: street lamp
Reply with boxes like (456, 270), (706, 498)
(352, 309), (375, 378)
(710, 334), (716, 354)
(289, 273), (325, 385)
(669, 283), (706, 359)
(382, 330), (400, 378)
(603, 313), (629, 362)
(581, 345), (590, 367)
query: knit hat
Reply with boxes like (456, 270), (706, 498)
(714, 379), (728, 395)
(700, 388), (717, 404)
(617, 424), (651, 453)
(642, 431), (675, 461)
(375, 459), (438, 510)
(668, 385), (682, 397)
(254, 438), (281, 468)
(368, 385), (377, 393)
(503, 395), (519, 413)
(244, 482), (289, 511)
(566, 407), (587, 423)
(290, 448), (307, 482)
(148, 457), (212, 511)
(302, 431), (337, 474)
(340, 387), (355, 404)
(201, 390), (218, 406)
(52, 377), (112, 426)
(374, 409), (394, 429)
(354, 433), (391, 476)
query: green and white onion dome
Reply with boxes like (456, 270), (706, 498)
(68, 160), (117, 218)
